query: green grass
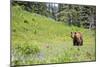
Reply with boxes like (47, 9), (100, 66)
(11, 6), (96, 66)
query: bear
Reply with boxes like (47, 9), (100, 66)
(71, 32), (83, 46)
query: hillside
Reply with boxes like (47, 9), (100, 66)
(11, 6), (96, 66)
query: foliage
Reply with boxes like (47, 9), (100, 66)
(57, 4), (96, 28)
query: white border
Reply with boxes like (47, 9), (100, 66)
(0, 0), (98, 67)
(0, 0), (10, 67)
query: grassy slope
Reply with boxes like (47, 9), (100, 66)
(12, 6), (96, 65)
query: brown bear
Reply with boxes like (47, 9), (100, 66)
(71, 32), (83, 46)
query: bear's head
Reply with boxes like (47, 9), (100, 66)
(71, 32), (76, 38)
(71, 32), (82, 39)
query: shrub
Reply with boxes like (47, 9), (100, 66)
(24, 20), (28, 24)
(23, 44), (40, 55)
(32, 18), (35, 21)
(15, 43), (40, 55)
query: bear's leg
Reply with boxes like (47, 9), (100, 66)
(73, 40), (76, 46)
(77, 41), (80, 46)
(79, 39), (83, 46)
(73, 40), (78, 46)
(77, 39), (82, 46)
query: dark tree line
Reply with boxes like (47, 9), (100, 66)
(57, 4), (96, 28)
(12, 1), (96, 29)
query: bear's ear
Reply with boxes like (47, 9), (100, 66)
(75, 32), (77, 34)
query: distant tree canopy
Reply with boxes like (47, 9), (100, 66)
(57, 4), (96, 28)
(12, 1), (96, 29)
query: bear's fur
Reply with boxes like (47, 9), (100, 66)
(71, 32), (83, 46)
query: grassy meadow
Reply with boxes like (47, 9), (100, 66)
(11, 6), (96, 66)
